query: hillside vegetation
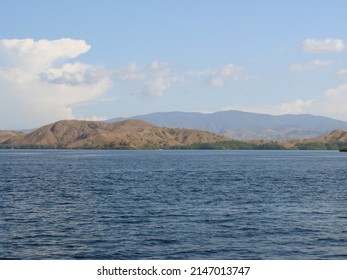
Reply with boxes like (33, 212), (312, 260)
(0, 119), (230, 149)
(1, 120), (347, 150)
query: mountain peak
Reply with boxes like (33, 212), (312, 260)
(108, 110), (347, 140)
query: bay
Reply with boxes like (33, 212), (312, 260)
(0, 150), (347, 259)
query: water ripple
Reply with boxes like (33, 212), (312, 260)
(1, 150), (347, 259)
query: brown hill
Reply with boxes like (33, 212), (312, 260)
(302, 129), (347, 143)
(274, 129), (347, 149)
(5, 119), (230, 149)
(0, 130), (23, 143)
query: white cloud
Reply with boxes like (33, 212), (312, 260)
(0, 38), (112, 129)
(78, 115), (108, 121)
(338, 69), (347, 79)
(40, 62), (110, 85)
(189, 64), (258, 87)
(209, 64), (241, 87)
(315, 84), (347, 119)
(113, 62), (146, 81)
(0, 38), (90, 71)
(302, 38), (345, 53)
(289, 59), (332, 73)
(271, 99), (313, 115)
(113, 61), (182, 98)
(142, 76), (172, 97)
(222, 99), (313, 116)
(111, 62), (256, 99)
(0, 39), (258, 129)
(222, 84), (347, 121)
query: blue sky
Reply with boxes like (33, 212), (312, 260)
(0, 0), (347, 129)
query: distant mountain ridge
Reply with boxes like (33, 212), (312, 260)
(108, 110), (347, 140)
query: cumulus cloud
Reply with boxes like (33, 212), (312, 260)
(113, 61), (182, 98)
(302, 38), (345, 53)
(0, 38), (256, 129)
(0, 38), (91, 69)
(0, 38), (112, 129)
(289, 59), (332, 73)
(40, 62), (110, 85)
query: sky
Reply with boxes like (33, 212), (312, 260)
(0, 0), (347, 129)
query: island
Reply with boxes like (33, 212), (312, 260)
(1, 120), (347, 150)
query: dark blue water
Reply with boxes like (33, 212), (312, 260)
(1, 150), (347, 259)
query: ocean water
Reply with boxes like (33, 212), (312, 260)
(0, 149), (347, 260)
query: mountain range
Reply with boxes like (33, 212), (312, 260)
(108, 110), (347, 140)
(1, 118), (347, 150)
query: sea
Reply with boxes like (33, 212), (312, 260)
(0, 149), (347, 260)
